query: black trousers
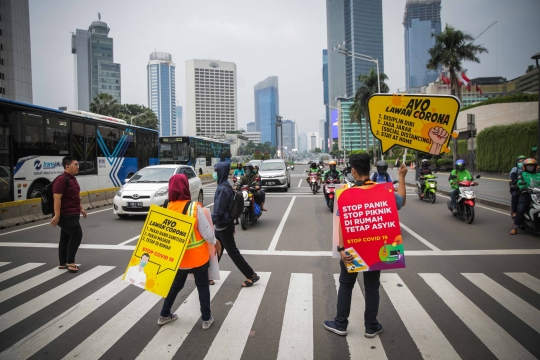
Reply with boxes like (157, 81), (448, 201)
(58, 214), (83, 265)
(215, 223), (255, 279)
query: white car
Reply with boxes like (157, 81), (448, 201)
(113, 165), (203, 218)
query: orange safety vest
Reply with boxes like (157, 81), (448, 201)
(167, 200), (209, 269)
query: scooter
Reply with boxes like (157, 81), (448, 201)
(239, 184), (263, 230)
(514, 184), (540, 233)
(307, 171), (320, 194)
(323, 176), (341, 213)
(416, 174), (438, 203)
(447, 175), (481, 224)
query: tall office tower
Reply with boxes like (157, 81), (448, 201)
(0, 0), (33, 103)
(147, 52), (176, 137)
(185, 59), (237, 136)
(310, 132), (320, 151)
(326, 0), (384, 109)
(71, 16), (121, 111)
(282, 120), (296, 154)
(254, 76), (279, 146)
(176, 105), (183, 135)
(404, 0), (441, 92)
(298, 132), (308, 153)
(322, 49), (329, 152)
(246, 122), (256, 132)
(319, 119), (326, 150)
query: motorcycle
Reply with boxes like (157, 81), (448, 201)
(323, 176), (341, 213)
(513, 182), (540, 233)
(238, 184), (263, 230)
(447, 175), (481, 224)
(307, 171), (320, 194)
(416, 174), (438, 203)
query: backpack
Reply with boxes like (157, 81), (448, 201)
(41, 174), (69, 215)
(221, 183), (244, 219)
(371, 172), (390, 183)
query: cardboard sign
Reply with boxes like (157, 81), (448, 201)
(368, 94), (460, 155)
(122, 204), (195, 297)
(336, 184), (405, 272)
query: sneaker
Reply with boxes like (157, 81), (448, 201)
(157, 313), (178, 326)
(365, 323), (384, 338)
(323, 320), (347, 336)
(202, 316), (215, 330)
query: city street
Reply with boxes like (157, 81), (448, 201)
(0, 167), (539, 360)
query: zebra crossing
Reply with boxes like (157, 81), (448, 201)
(0, 262), (539, 359)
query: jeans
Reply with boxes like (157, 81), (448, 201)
(58, 215), (83, 265)
(514, 193), (531, 228)
(334, 260), (381, 331)
(215, 223), (255, 279)
(511, 190), (520, 214)
(160, 263), (211, 321)
(418, 179), (426, 193)
(449, 189), (459, 207)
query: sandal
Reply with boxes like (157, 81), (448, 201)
(66, 264), (78, 273)
(209, 280), (215, 285)
(241, 273), (260, 287)
(58, 265), (67, 269)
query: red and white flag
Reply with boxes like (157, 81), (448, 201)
(441, 74), (450, 85)
(462, 72), (471, 83)
(476, 84), (483, 95)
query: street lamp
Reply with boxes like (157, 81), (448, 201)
(130, 112), (146, 126)
(532, 52), (540, 162)
(275, 115), (283, 159)
(333, 41), (381, 93)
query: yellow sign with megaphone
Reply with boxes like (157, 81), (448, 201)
(368, 94), (460, 155)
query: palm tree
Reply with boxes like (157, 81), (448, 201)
(350, 67), (389, 151)
(90, 93), (120, 117)
(427, 24), (488, 162)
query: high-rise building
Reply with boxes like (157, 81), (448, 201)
(176, 105), (183, 136)
(282, 120), (296, 155)
(0, 0), (32, 103)
(147, 52), (176, 137)
(254, 76), (279, 146)
(322, 49), (329, 152)
(185, 59), (237, 136)
(338, 98), (375, 150)
(319, 119), (326, 150)
(298, 132), (308, 153)
(246, 122), (256, 132)
(244, 131), (262, 144)
(403, 0), (441, 92)
(326, 0), (384, 109)
(72, 17), (121, 110)
(309, 132), (319, 151)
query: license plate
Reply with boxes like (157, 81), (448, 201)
(244, 201), (251, 206)
(266, 181), (275, 185)
(127, 202), (143, 208)
(327, 184), (335, 188)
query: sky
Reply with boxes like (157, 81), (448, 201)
(29, 0), (540, 136)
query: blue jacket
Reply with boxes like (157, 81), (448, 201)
(212, 162), (234, 228)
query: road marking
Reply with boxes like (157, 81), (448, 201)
(0, 263), (44, 283)
(505, 273), (540, 294)
(333, 274), (387, 359)
(297, 179), (303, 187)
(268, 197), (296, 251)
(0, 262), (10, 267)
(204, 202), (214, 208)
(117, 235), (139, 246)
(136, 271), (231, 360)
(463, 273), (540, 334)
(399, 223), (441, 251)
(0, 266), (68, 303)
(1, 276), (129, 360)
(277, 273), (313, 360)
(204, 272), (271, 360)
(63, 291), (161, 360)
(420, 273), (535, 360)
(380, 273), (460, 359)
(0, 266), (114, 334)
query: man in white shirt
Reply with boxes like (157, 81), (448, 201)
(125, 253), (150, 289)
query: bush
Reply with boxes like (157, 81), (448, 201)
(460, 93), (538, 112)
(477, 120), (537, 172)
(437, 158), (453, 167)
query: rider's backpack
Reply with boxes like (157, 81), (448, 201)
(222, 183), (244, 219)
(41, 174), (69, 215)
(371, 172), (390, 183)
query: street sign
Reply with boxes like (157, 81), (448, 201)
(467, 137), (476, 151)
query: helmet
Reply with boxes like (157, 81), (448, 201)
(244, 163), (254, 175)
(516, 155), (526, 166)
(421, 159), (429, 167)
(311, 162), (317, 168)
(376, 160), (388, 175)
(455, 159), (465, 170)
(523, 158), (537, 173)
(329, 160), (337, 171)
(319, 160), (324, 164)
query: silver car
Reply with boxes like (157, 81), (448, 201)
(259, 160), (291, 192)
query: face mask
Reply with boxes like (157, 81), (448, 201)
(517, 163), (523, 169)
(212, 172), (218, 181)
(525, 166), (535, 173)
(140, 260), (148, 267)
(245, 170), (251, 175)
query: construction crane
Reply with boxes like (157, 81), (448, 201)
(474, 21), (497, 41)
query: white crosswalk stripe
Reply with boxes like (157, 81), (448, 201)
(0, 263), (44, 283)
(505, 272), (540, 294)
(0, 267), (69, 303)
(0, 262), (10, 268)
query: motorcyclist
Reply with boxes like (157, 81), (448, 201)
(370, 160), (393, 183)
(449, 159), (476, 213)
(252, 165), (267, 211)
(417, 159), (433, 198)
(322, 160), (343, 204)
(236, 164), (266, 212)
(510, 155), (527, 218)
(233, 163), (244, 179)
(511, 158), (540, 235)
(306, 162), (322, 187)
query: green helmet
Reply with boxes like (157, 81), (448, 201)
(516, 155), (526, 166)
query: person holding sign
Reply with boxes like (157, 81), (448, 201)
(324, 153), (407, 338)
(157, 174), (221, 329)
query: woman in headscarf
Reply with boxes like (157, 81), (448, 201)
(157, 174), (221, 330)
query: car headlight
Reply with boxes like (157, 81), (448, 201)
(116, 188), (123, 197)
(155, 186), (168, 197)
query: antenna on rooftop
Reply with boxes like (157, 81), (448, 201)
(98, 12), (101, 21)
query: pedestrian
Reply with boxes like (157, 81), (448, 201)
(50, 156), (87, 273)
(212, 161), (260, 287)
(324, 153), (407, 338)
(157, 174), (221, 328)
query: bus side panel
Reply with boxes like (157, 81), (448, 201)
(97, 156), (138, 188)
(13, 156), (64, 200)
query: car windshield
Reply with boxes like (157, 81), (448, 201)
(129, 168), (175, 183)
(260, 162), (285, 171)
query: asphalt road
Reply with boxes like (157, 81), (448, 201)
(0, 167), (539, 360)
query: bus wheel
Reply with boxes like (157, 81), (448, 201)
(28, 182), (46, 199)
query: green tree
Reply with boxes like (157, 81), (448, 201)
(350, 68), (389, 151)
(117, 104), (158, 130)
(90, 93), (120, 117)
(427, 24), (488, 163)
(313, 147), (322, 153)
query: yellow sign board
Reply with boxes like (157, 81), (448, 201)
(122, 204), (195, 298)
(368, 94), (460, 155)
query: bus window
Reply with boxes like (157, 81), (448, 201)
(137, 132), (152, 168)
(72, 122), (85, 167)
(97, 126), (120, 157)
(44, 116), (70, 156)
(124, 129), (136, 158)
(85, 124), (97, 175)
(20, 112), (43, 154)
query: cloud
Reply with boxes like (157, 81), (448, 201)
(186, 16), (268, 41)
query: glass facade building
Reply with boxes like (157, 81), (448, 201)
(322, 49), (329, 151)
(246, 122), (256, 132)
(254, 76), (279, 146)
(338, 99), (375, 151)
(403, 0), (441, 92)
(147, 52), (176, 137)
(282, 120), (296, 154)
(176, 105), (183, 136)
(98, 62), (121, 100)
